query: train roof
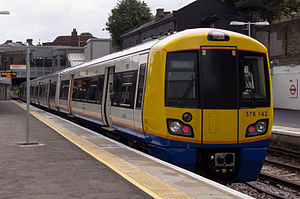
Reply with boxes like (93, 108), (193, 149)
(58, 39), (160, 75)
(29, 28), (267, 81)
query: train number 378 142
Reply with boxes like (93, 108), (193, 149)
(245, 111), (268, 117)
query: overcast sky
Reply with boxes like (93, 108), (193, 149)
(0, 0), (195, 45)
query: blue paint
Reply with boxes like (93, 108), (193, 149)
(148, 144), (197, 172)
(233, 147), (267, 182)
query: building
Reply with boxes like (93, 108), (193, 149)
(121, 0), (249, 49)
(43, 29), (94, 47)
(0, 34), (112, 100)
(84, 38), (112, 61)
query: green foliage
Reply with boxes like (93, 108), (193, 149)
(106, 0), (153, 50)
(224, 0), (300, 22)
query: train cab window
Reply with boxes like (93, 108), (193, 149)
(59, 80), (69, 100)
(165, 51), (198, 107)
(239, 51), (270, 107)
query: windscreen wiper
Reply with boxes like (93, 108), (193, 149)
(179, 77), (194, 105)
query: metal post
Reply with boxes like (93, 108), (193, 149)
(26, 47), (30, 144)
(247, 22), (251, 37)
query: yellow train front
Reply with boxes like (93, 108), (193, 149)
(143, 28), (272, 183)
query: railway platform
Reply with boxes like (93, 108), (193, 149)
(0, 100), (251, 199)
(272, 109), (300, 152)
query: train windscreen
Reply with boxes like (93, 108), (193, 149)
(165, 49), (270, 108)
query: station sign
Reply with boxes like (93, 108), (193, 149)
(1, 72), (17, 77)
(289, 79), (298, 98)
(10, 64), (26, 70)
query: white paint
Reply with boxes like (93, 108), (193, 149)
(272, 65), (300, 110)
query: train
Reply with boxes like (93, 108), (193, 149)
(18, 28), (273, 183)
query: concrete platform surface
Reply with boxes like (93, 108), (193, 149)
(0, 101), (252, 199)
(0, 101), (151, 199)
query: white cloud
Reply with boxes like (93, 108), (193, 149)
(0, 0), (195, 44)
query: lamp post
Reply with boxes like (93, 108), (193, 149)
(0, 11), (10, 15)
(230, 21), (270, 37)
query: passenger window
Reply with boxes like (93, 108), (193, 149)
(50, 83), (56, 99)
(73, 75), (104, 104)
(73, 78), (87, 102)
(112, 71), (137, 109)
(136, 63), (146, 109)
(59, 80), (69, 100)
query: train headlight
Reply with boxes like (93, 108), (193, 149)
(169, 121), (181, 134)
(167, 119), (194, 137)
(246, 119), (269, 137)
(256, 120), (267, 133)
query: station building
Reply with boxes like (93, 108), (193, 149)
(0, 29), (112, 100)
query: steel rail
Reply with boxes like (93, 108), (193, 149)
(259, 172), (300, 190)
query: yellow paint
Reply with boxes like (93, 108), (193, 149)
(12, 100), (193, 199)
(203, 110), (238, 144)
(143, 28), (271, 144)
(239, 108), (273, 143)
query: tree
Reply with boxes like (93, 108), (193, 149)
(224, 0), (300, 22)
(106, 0), (153, 50)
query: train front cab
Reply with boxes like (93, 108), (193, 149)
(143, 29), (273, 183)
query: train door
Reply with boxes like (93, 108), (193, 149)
(47, 80), (51, 108)
(101, 66), (115, 130)
(37, 83), (41, 105)
(200, 46), (239, 145)
(134, 54), (148, 140)
(55, 76), (61, 111)
(67, 75), (74, 115)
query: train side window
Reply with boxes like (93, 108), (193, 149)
(112, 71), (137, 109)
(165, 51), (198, 107)
(86, 76), (102, 104)
(97, 75), (104, 104)
(59, 80), (69, 100)
(112, 73), (122, 106)
(73, 78), (87, 102)
(40, 85), (45, 97)
(50, 83), (56, 99)
(136, 63), (146, 109)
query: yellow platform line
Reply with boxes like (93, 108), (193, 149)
(12, 100), (193, 199)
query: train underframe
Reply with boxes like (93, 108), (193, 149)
(148, 143), (268, 184)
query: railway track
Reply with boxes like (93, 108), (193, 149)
(229, 146), (300, 198)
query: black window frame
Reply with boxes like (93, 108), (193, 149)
(164, 49), (270, 109)
(165, 50), (199, 108)
(238, 50), (270, 108)
(136, 63), (147, 109)
(49, 82), (56, 99)
(59, 80), (69, 100)
(111, 70), (137, 109)
(72, 75), (104, 104)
